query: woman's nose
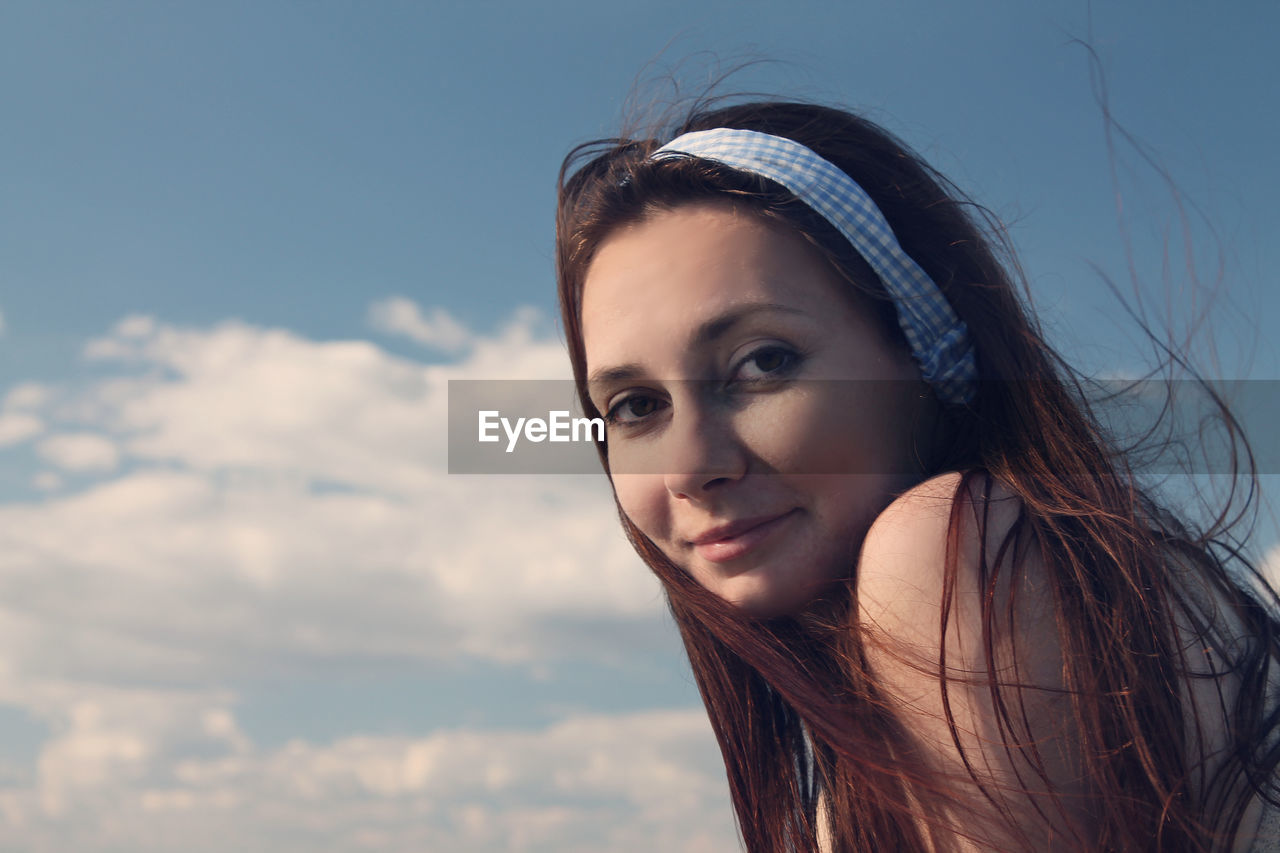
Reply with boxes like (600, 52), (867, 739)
(661, 399), (747, 501)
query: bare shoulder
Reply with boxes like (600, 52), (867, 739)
(856, 470), (1031, 643)
(856, 471), (1083, 843)
(862, 470), (1023, 557)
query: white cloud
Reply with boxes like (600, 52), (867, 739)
(0, 466), (659, 685)
(32, 471), (63, 491)
(0, 696), (734, 853)
(0, 305), (704, 850)
(73, 308), (569, 490)
(4, 382), (54, 411)
(368, 297), (471, 354)
(0, 306), (657, 683)
(115, 314), (158, 339)
(36, 433), (120, 472)
(0, 412), (43, 447)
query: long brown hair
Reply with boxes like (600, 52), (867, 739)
(555, 100), (1280, 851)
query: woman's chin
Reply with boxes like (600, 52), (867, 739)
(714, 574), (840, 620)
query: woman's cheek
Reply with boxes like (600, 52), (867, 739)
(610, 472), (669, 545)
(733, 389), (829, 475)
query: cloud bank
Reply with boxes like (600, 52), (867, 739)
(0, 302), (732, 851)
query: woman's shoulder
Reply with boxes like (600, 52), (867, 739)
(854, 466), (1058, 715)
(854, 469), (1087, 843)
(856, 469), (1031, 640)
(862, 469), (1021, 552)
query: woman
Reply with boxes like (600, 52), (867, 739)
(555, 100), (1280, 850)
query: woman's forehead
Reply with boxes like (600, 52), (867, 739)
(580, 203), (850, 371)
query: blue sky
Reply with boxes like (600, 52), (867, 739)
(0, 2), (1277, 850)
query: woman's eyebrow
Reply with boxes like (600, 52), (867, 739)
(692, 302), (806, 349)
(586, 302), (807, 395)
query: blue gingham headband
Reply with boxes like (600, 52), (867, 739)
(651, 128), (977, 405)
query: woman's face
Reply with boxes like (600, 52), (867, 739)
(581, 202), (935, 617)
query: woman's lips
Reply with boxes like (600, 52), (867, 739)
(691, 510), (797, 563)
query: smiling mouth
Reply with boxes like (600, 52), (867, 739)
(691, 510), (798, 564)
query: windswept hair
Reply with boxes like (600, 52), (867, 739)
(555, 99), (1280, 851)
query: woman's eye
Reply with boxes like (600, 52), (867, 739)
(733, 346), (798, 381)
(605, 393), (665, 425)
